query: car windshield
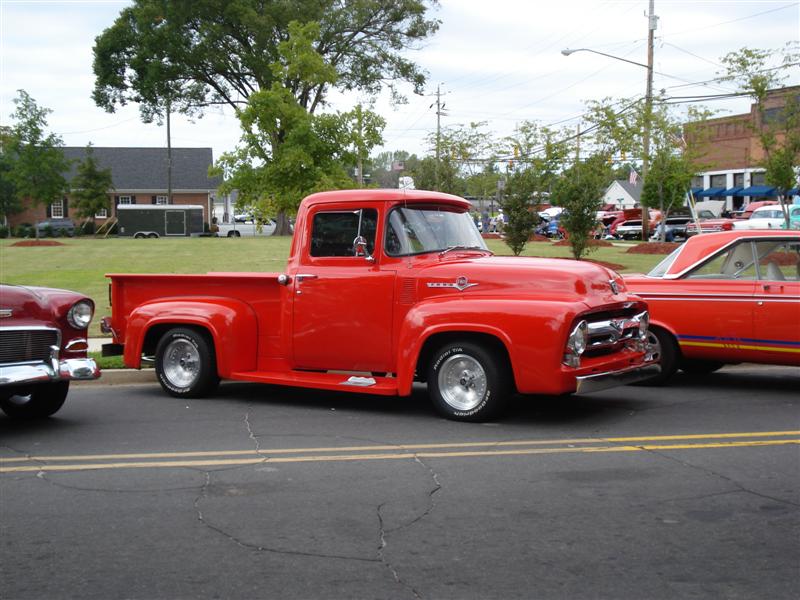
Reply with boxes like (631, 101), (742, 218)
(647, 245), (683, 277)
(385, 206), (488, 256)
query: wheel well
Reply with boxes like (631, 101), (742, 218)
(142, 324), (216, 358)
(416, 332), (514, 387)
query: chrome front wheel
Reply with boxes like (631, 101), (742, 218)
(427, 340), (511, 422)
(155, 328), (219, 398)
(437, 354), (488, 412)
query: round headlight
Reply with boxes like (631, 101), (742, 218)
(67, 300), (94, 329)
(568, 320), (589, 355)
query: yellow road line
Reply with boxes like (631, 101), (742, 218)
(1, 439), (797, 474)
(2, 430), (797, 464)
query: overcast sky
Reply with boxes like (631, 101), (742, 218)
(1, 0), (798, 164)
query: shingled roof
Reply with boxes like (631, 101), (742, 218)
(62, 147), (221, 191)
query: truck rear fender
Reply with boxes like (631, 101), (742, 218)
(124, 298), (258, 376)
(396, 298), (576, 396)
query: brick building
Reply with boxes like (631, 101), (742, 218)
(687, 85), (800, 211)
(6, 147), (220, 230)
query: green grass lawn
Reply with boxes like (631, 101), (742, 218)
(1, 236), (664, 337)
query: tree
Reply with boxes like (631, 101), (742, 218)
(71, 145), (115, 231)
(0, 128), (20, 219)
(93, 1), (439, 231)
(343, 104), (386, 186)
(5, 91), (70, 225)
(501, 170), (539, 256)
(719, 44), (800, 225)
(498, 121), (572, 255)
(551, 154), (612, 260)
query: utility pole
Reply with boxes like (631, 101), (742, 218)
(435, 84), (442, 191)
(641, 0), (657, 241)
(356, 104), (364, 187)
(166, 97), (173, 205)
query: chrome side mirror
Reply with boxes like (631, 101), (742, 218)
(353, 236), (375, 262)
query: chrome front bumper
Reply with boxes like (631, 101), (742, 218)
(0, 345), (100, 387)
(575, 363), (660, 394)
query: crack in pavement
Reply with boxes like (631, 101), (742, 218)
(378, 502), (422, 599)
(617, 442), (800, 509)
(191, 469), (378, 563)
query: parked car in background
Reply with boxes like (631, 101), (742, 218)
(783, 205), (800, 230)
(217, 219), (277, 237)
(624, 230), (800, 384)
(0, 284), (100, 418)
(649, 210), (714, 242)
(685, 201), (777, 237)
(732, 204), (789, 230)
(35, 218), (75, 237)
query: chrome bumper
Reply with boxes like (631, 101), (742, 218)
(0, 346), (100, 387)
(575, 363), (660, 394)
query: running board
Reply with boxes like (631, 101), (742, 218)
(228, 370), (399, 395)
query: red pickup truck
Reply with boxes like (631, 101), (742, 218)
(102, 189), (657, 421)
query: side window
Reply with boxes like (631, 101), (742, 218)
(755, 240), (800, 282)
(687, 242), (757, 280)
(310, 209), (377, 257)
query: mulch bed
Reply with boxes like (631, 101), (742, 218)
(11, 240), (65, 247)
(625, 242), (680, 254)
(528, 234), (550, 242)
(553, 239), (614, 248)
(481, 233), (503, 239)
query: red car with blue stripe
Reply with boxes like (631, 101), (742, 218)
(623, 230), (800, 383)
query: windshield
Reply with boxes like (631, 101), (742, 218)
(385, 206), (487, 256)
(647, 245), (683, 277)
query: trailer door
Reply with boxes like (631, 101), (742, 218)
(165, 210), (186, 236)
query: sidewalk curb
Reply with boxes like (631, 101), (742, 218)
(74, 369), (157, 386)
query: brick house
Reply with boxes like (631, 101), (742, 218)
(686, 85), (800, 211)
(6, 147), (220, 229)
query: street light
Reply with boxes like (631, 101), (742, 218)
(562, 1), (657, 240)
(561, 48), (649, 70)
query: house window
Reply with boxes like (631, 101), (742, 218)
(156, 195), (168, 205)
(50, 199), (64, 218)
(95, 208), (108, 219)
(118, 195), (132, 205)
(751, 172), (766, 186)
(734, 173), (745, 187)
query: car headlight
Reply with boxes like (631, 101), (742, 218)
(567, 320), (588, 355)
(638, 311), (650, 340)
(67, 300), (94, 329)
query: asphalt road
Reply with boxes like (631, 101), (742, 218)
(2, 365), (799, 600)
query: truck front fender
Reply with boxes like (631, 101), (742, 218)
(124, 297), (258, 376)
(395, 297), (578, 396)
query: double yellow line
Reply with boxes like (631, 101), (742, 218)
(1, 431), (798, 474)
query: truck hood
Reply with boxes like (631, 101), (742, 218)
(412, 255), (627, 305)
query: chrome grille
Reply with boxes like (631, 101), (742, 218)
(584, 311), (647, 357)
(0, 328), (59, 364)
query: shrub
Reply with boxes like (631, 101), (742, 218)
(0, 225), (9, 239)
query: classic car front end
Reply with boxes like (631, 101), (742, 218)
(0, 284), (100, 418)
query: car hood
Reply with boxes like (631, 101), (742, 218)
(412, 255), (628, 306)
(0, 284), (83, 325)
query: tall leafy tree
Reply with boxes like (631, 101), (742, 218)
(71, 145), (115, 231)
(551, 154), (612, 260)
(5, 91), (70, 225)
(93, 1), (439, 232)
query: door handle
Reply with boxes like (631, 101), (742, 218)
(295, 274), (318, 282)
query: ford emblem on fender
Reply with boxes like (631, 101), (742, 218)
(0, 308), (12, 318)
(609, 279), (619, 295)
(426, 277), (478, 292)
